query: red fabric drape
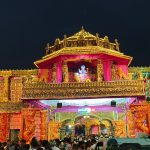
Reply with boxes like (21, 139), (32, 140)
(0, 113), (8, 142)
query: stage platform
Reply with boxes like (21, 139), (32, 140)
(116, 138), (150, 146)
(116, 138), (150, 150)
(115, 138), (150, 149)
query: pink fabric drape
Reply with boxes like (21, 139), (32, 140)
(57, 62), (62, 83)
(48, 68), (52, 83)
(103, 61), (111, 81)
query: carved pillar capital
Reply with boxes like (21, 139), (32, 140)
(52, 64), (57, 83)
(63, 61), (69, 83)
(3, 75), (10, 102)
(97, 59), (103, 82)
(111, 63), (117, 80)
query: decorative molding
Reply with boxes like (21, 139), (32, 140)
(22, 80), (145, 99)
(35, 47), (132, 65)
(0, 71), (12, 76)
(0, 69), (38, 76)
(129, 67), (150, 73)
(0, 102), (24, 113)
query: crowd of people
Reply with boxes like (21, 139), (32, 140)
(0, 135), (142, 150)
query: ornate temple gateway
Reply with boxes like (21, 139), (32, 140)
(0, 27), (150, 142)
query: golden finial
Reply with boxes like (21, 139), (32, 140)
(64, 34), (67, 39)
(63, 35), (67, 47)
(96, 33), (99, 38)
(55, 38), (60, 45)
(45, 43), (50, 54)
(96, 33), (100, 46)
(104, 36), (109, 42)
(81, 26), (85, 33)
(81, 26), (84, 30)
(115, 39), (120, 51)
(46, 43), (50, 48)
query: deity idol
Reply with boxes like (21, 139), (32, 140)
(75, 65), (90, 82)
(79, 65), (87, 75)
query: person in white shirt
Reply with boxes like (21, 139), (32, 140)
(51, 145), (60, 150)
(89, 139), (96, 150)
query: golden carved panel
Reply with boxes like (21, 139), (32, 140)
(22, 80), (145, 99)
(127, 110), (136, 138)
(130, 103), (148, 112)
(0, 70), (37, 102)
(10, 77), (22, 102)
(0, 79), (4, 101)
(112, 121), (126, 138)
(48, 121), (62, 141)
(129, 103), (150, 136)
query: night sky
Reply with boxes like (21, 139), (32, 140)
(0, 0), (150, 69)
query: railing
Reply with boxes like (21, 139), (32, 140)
(22, 80), (145, 99)
(46, 39), (119, 55)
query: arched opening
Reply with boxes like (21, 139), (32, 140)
(59, 119), (72, 139)
(59, 116), (113, 138)
(100, 119), (113, 137)
(74, 115), (100, 136)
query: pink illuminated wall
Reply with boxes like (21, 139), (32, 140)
(91, 126), (99, 134)
(37, 53), (130, 83)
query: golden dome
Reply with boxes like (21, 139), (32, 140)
(45, 27), (120, 56)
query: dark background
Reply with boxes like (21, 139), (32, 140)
(0, 0), (150, 69)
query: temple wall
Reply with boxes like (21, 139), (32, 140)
(0, 27), (150, 140)
(0, 108), (48, 142)
(0, 66), (148, 141)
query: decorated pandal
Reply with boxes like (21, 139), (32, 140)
(0, 27), (150, 143)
